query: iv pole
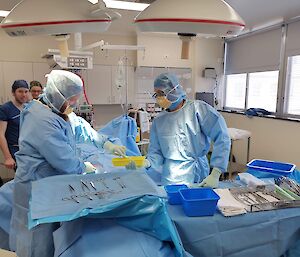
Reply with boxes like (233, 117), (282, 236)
(80, 40), (145, 114)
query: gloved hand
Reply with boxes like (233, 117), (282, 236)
(103, 141), (126, 156)
(84, 162), (97, 174)
(125, 159), (151, 170)
(198, 168), (222, 188)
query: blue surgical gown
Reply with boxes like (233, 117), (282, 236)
(148, 100), (231, 185)
(68, 112), (108, 149)
(10, 100), (85, 257)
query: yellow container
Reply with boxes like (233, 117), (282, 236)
(136, 127), (141, 143)
(112, 156), (146, 167)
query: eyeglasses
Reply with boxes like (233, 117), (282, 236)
(151, 84), (180, 99)
(152, 91), (166, 99)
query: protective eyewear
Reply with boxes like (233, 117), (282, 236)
(152, 84), (179, 99)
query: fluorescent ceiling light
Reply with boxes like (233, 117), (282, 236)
(88, 0), (149, 11)
(0, 10), (10, 17)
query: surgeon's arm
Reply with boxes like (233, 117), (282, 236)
(35, 120), (85, 174)
(199, 103), (231, 173)
(0, 121), (15, 169)
(147, 121), (164, 170)
(70, 112), (109, 148)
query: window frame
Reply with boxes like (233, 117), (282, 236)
(282, 55), (300, 118)
(224, 71), (279, 115)
(223, 24), (300, 121)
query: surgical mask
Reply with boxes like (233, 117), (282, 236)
(156, 96), (172, 109)
(155, 84), (183, 110)
(63, 105), (73, 115)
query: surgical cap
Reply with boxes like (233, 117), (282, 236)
(154, 73), (186, 102)
(12, 80), (29, 92)
(43, 70), (83, 113)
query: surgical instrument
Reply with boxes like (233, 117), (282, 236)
(90, 181), (97, 190)
(81, 180), (90, 191)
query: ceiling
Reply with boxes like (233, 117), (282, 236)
(1, 0), (300, 35)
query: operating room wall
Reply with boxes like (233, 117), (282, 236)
(222, 112), (300, 168)
(193, 38), (225, 107)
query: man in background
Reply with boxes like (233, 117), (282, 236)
(29, 80), (43, 100)
(0, 80), (30, 169)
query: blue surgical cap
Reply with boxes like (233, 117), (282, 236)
(12, 80), (29, 92)
(42, 70), (83, 113)
(154, 73), (186, 102)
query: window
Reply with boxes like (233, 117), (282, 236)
(225, 74), (247, 109)
(247, 71), (279, 112)
(286, 55), (300, 115)
(225, 71), (279, 112)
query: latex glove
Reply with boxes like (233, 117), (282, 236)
(125, 159), (151, 170)
(84, 162), (97, 174)
(198, 168), (222, 188)
(104, 141), (126, 156)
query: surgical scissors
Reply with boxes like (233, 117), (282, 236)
(62, 195), (80, 203)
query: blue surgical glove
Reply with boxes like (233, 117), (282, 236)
(199, 167), (222, 188)
(84, 162), (97, 173)
(125, 159), (151, 170)
(104, 141), (126, 156)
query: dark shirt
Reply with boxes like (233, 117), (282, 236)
(0, 101), (20, 158)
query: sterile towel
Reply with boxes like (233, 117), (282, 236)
(214, 188), (247, 217)
(228, 128), (251, 141)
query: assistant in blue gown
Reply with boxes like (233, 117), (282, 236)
(147, 73), (231, 186)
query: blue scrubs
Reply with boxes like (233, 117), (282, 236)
(0, 101), (21, 159)
(148, 100), (231, 185)
(10, 100), (85, 257)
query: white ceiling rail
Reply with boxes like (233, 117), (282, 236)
(80, 40), (145, 52)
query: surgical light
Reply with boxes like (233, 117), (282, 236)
(134, 0), (245, 59)
(0, 0), (113, 37)
(0, 10), (10, 17)
(134, 0), (245, 36)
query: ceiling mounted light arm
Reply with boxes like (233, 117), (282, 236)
(79, 40), (145, 52)
(178, 33), (196, 59)
(90, 0), (122, 21)
(54, 34), (70, 58)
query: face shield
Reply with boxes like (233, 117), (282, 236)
(153, 73), (186, 110)
(42, 70), (83, 114)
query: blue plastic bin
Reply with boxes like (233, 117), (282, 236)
(179, 188), (220, 217)
(164, 184), (188, 205)
(247, 159), (296, 175)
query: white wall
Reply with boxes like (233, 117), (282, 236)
(193, 38), (225, 106)
(137, 34), (194, 68)
(0, 29), (137, 64)
(222, 112), (300, 168)
(137, 34), (224, 101)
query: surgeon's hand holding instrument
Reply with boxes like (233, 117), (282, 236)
(199, 167), (222, 188)
(84, 162), (97, 173)
(125, 158), (150, 170)
(103, 141), (126, 156)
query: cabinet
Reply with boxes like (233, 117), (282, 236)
(111, 65), (135, 105)
(33, 62), (52, 86)
(86, 65), (111, 104)
(86, 64), (135, 105)
(2, 62), (33, 102)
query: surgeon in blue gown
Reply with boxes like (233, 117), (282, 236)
(146, 73), (231, 187)
(9, 70), (125, 257)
